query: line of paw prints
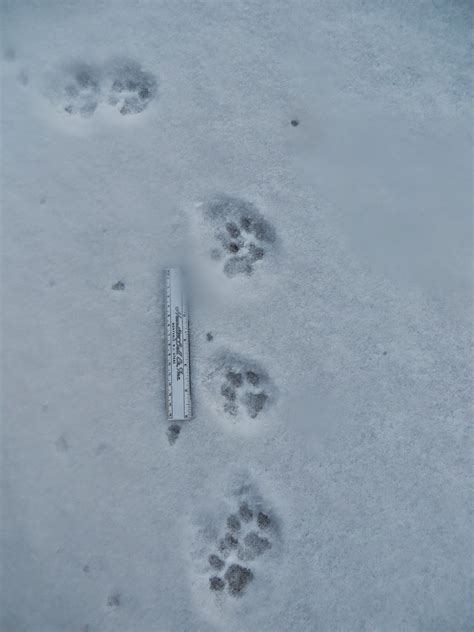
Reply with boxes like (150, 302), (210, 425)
(203, 195), (277, 277)
(212, 351), (274, 419)
(48, 58), (157, 118)
(207, 500), (274, 597)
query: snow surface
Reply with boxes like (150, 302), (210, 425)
(1, 1), (472, 631)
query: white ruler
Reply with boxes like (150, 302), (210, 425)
(166, 268), (192, 420)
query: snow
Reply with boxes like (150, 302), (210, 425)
(1, 1), (471, 631)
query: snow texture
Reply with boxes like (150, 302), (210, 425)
(1, 1), (472, 631)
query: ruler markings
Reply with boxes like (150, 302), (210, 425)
(165, 268), (192, 421)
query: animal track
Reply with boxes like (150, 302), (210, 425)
(167, 424), (181, 445)
(187, 474), (283, 632)
(106, 59), (157, 116)
(3, 47), (15, 62)
(202, 195), (276, 277)
(46, 58), (157, 119)
(106, 591), (121, 608)
(209, 350), (275, 419)
(55, 435), (68, 453)
(201, 483), (278, 599)
(18, 70), (28, 86)
(60, 62), (102, 118)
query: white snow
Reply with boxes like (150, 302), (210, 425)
(1, 1), (471, 631)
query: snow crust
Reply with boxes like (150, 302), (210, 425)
(1, 1), (472, 630)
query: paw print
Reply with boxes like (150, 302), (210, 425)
(61, 63), (101, 118)
(210, 350), (274, 419)
(106, 59), (157, 115)
(187, 475), (283, 625)
(45, 58), (157, 120)
(206, 495), (276, 598)
(203, 195), (276, 277)
(106, 591), (121, 609)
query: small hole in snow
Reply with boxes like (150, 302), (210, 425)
(167, 424), (180, 445)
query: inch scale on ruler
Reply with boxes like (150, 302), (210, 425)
(166, 268), (192, 421)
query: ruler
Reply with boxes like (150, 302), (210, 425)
(165, 268), (192, 420)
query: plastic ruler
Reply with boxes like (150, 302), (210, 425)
(165, 268), (192, 420)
